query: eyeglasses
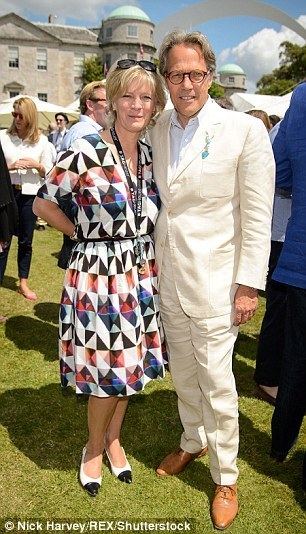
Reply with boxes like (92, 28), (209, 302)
(166, 70), (211, 85)
(116, 59), (157, 73)
(12, 111), (24, 120)
(89, 97), (107, 103)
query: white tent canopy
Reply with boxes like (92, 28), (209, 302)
(66, 98), (80, 111)
(230, 92), (292, 117)
(0, 95), (79, 130)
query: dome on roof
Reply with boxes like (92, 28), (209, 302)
(106, 5), (151, 22)
(218, 63), (245, 75)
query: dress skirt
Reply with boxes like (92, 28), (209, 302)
(60, 236), (166, 397)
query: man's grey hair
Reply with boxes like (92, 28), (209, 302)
(159, 30), (216, 77)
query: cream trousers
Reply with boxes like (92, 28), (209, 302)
(159, 245), (239, 486)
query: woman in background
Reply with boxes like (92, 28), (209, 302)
(0, 97), (53, 300)
(246, 109), (272, 131)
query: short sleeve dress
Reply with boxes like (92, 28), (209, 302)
(37, 133), (166, 397)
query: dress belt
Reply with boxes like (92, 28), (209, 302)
(79, 233), (153, 243)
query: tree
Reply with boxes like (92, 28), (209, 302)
(209, 82), (225, 98)
(256, 41), (306, 95)
(81, 56), (104, 87)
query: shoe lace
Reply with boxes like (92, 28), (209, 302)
(216, 485), (235, 499)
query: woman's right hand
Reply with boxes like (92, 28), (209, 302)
(10, 159), (27, 171)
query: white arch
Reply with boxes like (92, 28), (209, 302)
(155, 0), (306, 45)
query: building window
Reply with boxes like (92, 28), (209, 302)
(38, 93), (47, 101)
(9, 91), (20, 98)
(37, 48), (47, 70)
(228, 76), (235, 83)
(9, 46), (19, 68)
(106, 27), (112, 38)
(74, 53), (85, 77)
(127, 25), (138, 38)
(150, 30), (153, 42)
(242, 78), (245, 85)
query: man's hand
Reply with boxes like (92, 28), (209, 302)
(234, 284), (258, 326)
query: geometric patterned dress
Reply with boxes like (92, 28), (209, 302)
(37, 133), (166, 397)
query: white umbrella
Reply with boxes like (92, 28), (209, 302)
(0, 95), (79, 130)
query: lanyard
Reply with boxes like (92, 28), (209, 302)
(110, 127), (146, 272)
(110, 127), (142, 230)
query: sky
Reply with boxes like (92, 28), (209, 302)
(1, 0), (305, 92)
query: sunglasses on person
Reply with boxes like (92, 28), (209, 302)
(116, 59), (157, 73)
(89, 97), (107, 103)
(12, 111), (24, 120)
(165, 70), (211, 85)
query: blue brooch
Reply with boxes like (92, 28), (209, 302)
(202, 132), (214, 159)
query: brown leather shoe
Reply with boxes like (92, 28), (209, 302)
(211, 484), (238, 530)
(156, 447), (208, 476)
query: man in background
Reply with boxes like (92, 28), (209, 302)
(49, 113), (69, 153)
(56, 80), (107, 269)
(61, 80), (107, 151)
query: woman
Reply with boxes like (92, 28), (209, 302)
(0, 97), (54, 300)
(33, 59), (167, 496)
(246, 109), (272, 131)
(0, 142), (19, 322)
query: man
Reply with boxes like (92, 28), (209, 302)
(269, 82), (306, 491)
(150, 30), (275, 530)
(49, 113), (69, 153)
(254, 117), (291, 405)
(56, 81), (107, 270)
(61, 80), (107, 151)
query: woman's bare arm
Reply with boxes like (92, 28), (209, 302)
(33, 197), (75, 237)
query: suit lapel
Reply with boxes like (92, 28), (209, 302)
(155, 113), (172, 187)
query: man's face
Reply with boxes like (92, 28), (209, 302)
(165, 44), (212, 128)
(87, 88), (107, 128)
(56, 115), (67, 131)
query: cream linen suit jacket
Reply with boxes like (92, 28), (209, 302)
(150, 98), (275, 318)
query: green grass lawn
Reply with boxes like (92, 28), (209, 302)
(0, 227), (305, 533)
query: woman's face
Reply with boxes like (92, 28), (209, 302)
(12, 106), (27, 134)
(113, 79), (156, 134)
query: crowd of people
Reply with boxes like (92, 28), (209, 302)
(0, 28), (305, 531)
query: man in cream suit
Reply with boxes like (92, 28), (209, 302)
(150, 30), (275, 530)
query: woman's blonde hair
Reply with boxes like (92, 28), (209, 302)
(106, 65), (167, 128)
(8, 97), (40, 143)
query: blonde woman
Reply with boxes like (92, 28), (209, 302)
(0, 97), (53, 300)
(33, 60), (167, 496)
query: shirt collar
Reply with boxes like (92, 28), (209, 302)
(170, 96), (212, 130)
(79, 114), (103, 131)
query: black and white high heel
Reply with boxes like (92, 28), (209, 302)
(79, 447), (102, 496)
(106, 448), (132, 484)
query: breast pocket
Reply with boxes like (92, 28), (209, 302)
(200, 157), (238, 198)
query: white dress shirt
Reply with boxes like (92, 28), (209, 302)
(0, 130), (54, 195)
